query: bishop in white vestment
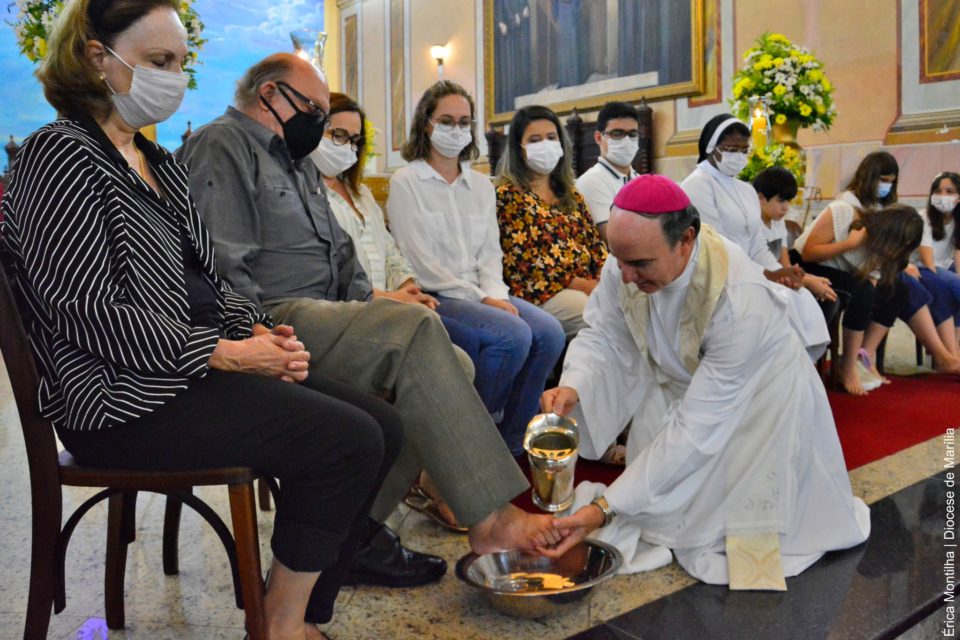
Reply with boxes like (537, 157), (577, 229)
(541, 175), (869, 590)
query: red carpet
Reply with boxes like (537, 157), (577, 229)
(513, 373), (957, 511)
(827, 373), (958, 469)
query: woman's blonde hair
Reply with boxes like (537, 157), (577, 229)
(37, 0), (179, 120)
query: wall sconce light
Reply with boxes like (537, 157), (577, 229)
(430, 43), (450, 78)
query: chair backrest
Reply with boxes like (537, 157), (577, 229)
(0, 258), (62, 501)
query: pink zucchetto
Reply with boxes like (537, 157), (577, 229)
(612, 174), (691, 215)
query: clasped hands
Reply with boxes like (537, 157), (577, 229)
(209, 323), (310, 383)
(378, 279), (439, 310)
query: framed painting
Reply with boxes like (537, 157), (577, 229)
(341, 6), (361, 103)
(484, 0), (706, 125)
(919, 0), (960, 83)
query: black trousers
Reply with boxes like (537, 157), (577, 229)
(793, 254), (908, 331)
(59, 369), (402, 624)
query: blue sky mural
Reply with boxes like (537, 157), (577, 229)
(1, 0), (324, 159)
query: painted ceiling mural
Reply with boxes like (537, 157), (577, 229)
(0, 0), (324, 159)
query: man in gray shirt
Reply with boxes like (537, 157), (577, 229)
(177, 53), (561, 627)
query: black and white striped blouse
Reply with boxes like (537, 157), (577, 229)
(1, 115), (269, 432)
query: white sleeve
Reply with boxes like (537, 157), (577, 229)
(921, 210), (934, 249)
(387, 173), (486, 300)
(576, 171), (613, 226)
(602, 285), (774, 518)
(746, 210), (783, 271)
(475, 182), (511, 300)
(560, 258), (646, 459)
(682, 172), (723, 231)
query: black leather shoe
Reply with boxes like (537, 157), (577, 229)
(344, 522), (447, 587)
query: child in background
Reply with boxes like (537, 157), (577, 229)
(753, 167), (839, 322)
(913, 171), (960, 349)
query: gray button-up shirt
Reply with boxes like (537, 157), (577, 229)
(176, 107), (372, 310)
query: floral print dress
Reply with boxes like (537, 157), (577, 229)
(496, 182), (608, 305)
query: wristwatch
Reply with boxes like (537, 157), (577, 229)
(590, 495), (616, 527)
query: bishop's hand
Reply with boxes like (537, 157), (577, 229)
(535, 503), (605, 558)
(541, 386), (579, 416)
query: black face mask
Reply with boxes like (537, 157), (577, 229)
(261, 83), (327, 160)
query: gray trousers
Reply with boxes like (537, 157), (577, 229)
(540, 288), (589, 338)
(265, 297), (529, 526)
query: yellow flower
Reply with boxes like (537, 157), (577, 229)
(775, 114), (787, 124)
(816, 103), (826, 114)
(733, 77), (754, 98)
(768, 33), (789, 44)
(773, 57), (784, 66)
(822, 78), (832, 91)
(36, 38), (47, 58)
(773, 84), (787, 97)
(807, 69), (823, 82)
(799, 104), (812, 117)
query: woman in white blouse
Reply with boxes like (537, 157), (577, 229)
(313, 93), (477, 530)
(312, 93), (436, 308)
(387, 81), (565, 456)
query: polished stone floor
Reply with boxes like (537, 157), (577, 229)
(0, 321), (950, 639)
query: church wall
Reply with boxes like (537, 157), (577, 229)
(331, 0), (960, 200)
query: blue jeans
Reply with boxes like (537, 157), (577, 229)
(936, 265), (960, 322)
(901, 269), (960, 325)
(434, 295), (565, 454)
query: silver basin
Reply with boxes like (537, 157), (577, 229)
(456, 540), (623, 618)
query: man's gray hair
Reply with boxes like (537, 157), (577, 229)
(235, 57), (295, 109)
(636, 204), (701, 247)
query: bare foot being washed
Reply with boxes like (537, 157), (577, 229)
(468, 504), (562, 554)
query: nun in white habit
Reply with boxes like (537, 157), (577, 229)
(540, 175), (869, 590)
(680, 114), (829, 360)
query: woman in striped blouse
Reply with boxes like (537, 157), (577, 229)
(1, 2), (396, 638)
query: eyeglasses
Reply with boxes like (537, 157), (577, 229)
(276, 82), (328, 125)
(603, 129), (640, 140)
(431, 116), (474, 131)
(715, 144), (751, 154)
(328, 127), (364, 152)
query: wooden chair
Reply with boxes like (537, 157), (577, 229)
(876, 332), (926, 374)
(0, 264), (270, 640)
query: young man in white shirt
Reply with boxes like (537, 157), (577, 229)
(575, 101), (641, 244)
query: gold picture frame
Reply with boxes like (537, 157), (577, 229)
(484, 0), (706, 125)
(919, 0), (960, 83)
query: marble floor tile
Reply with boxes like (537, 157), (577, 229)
(0, 319), (951, 640)
(57, 617), (245, 640)
(0, 611), (92, 640)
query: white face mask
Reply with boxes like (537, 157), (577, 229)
(931, 194), (959, 214)
(311, 136), (358, 178)
(604, 137), (639, 168)
(429, 123), (473, 159)
(714, 150), (749, 177)
(104, 47), (188, 130)
(524, 139), (564, 175)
